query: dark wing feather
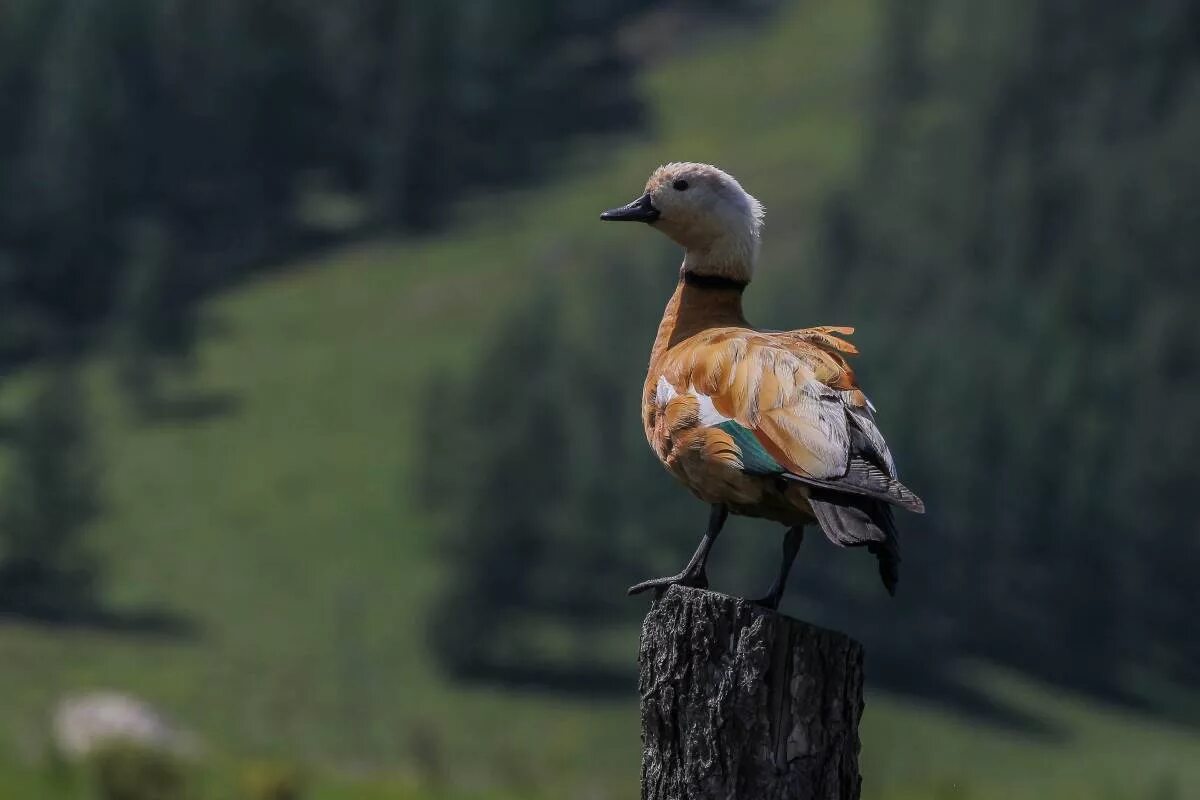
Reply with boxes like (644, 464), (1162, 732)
(808, 490), (901, 595)
(845, 404), (896, 477)
(785, 458), (924, 512)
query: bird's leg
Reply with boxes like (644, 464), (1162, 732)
(752, 525), (805, 610)
(628, 504), (728, 596)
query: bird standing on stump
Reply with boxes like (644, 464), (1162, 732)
(601, 162), (924, 608)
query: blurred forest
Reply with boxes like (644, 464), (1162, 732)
(1, 0), (1199, 797)
(430, 0), (1200, 707)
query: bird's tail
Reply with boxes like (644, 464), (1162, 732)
(808, 491), (901, 595)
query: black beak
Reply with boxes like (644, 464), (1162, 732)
(600, 193), (660, 223)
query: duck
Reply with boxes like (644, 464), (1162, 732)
(600, 162), (924, 609)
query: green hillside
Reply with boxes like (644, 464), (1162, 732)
(2, 1), (1198, 798)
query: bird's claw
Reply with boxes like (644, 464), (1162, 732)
(627, 570), (707, 596)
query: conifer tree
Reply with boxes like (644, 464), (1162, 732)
(0, 366), (101, 618)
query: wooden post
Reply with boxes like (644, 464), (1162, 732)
(638, 585), (864, 800)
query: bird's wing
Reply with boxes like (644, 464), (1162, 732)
(660, 326), (923, 512)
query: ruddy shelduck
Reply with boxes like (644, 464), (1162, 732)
(601, 162), (924, 608)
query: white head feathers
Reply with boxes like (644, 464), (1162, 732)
(643, 162), (765, 282)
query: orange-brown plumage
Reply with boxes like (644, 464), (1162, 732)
(643, 279), (899, 523)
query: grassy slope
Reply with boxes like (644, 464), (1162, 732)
(1, 1), (1198, 797)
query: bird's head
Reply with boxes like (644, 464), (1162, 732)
(601, 162), (764, 282)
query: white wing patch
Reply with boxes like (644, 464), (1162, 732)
(693, 389), (732, 427)
(655, 376), (732, 427)
(655, 375), (677, 406)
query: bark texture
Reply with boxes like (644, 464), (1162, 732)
(638, 585), (864, 800)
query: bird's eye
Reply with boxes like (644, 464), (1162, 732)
(672, 179), (689, 191)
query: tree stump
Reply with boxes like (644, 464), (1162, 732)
(638, 585), (864, 800)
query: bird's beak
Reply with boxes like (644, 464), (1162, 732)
(600, 192), (660, 223)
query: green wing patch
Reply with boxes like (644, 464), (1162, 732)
(715, 420), (785, 476)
